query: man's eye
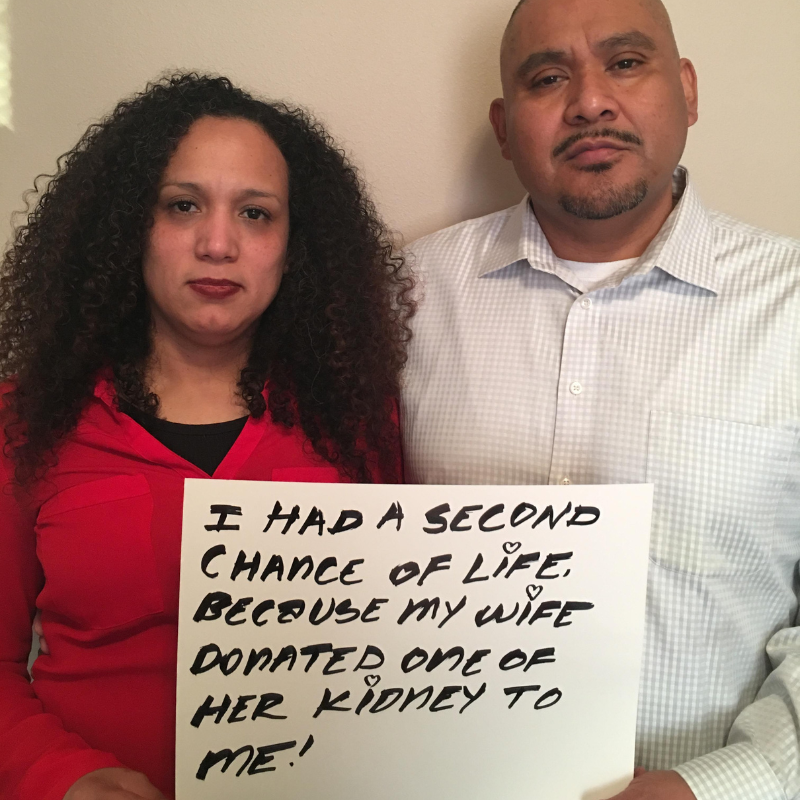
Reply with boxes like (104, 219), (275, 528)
(535, 74), (563, 88)
(613, 59), (640, 70)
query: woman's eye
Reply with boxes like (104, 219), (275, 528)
(171, 199), (195, 213)
(243, 207), (269, 221)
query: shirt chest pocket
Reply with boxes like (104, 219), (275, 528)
(646, 411), (794, 577)
(36, 474), (164, 630)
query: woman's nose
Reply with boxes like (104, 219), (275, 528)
(195, 211), (239, 262)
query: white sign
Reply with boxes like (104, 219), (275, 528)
(176, 481), (653, 800)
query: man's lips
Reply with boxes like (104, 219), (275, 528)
(188, 278), (242, 298)
(565, 140), (628, 163)
(552, 128), (643, 159)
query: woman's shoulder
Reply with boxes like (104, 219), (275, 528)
(0, 379), (19, 429)
(0, 381), (18, 477)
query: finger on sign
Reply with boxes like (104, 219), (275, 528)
(62, 768), (166, 800)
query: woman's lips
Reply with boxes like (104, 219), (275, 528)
(188, 279), (241, 299)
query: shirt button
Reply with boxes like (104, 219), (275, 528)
(580, 297), (593, 310)
(560, 477), (571, 486)
(570, 381), (583, 396)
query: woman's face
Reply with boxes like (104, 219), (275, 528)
(143, 115), (290, 351)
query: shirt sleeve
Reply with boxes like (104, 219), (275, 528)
(0, 459), (123, 800)
(674, 624), (800, 800)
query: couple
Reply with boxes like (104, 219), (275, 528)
(1, 1), (798, 800)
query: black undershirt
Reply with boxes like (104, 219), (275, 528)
(121, 402), (248, 476)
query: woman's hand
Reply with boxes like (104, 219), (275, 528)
(32, 610), (49, 655)
(63, 768), (166, 799)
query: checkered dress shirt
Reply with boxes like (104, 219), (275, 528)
(401, 168), (800, 800)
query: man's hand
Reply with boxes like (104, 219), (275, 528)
(63, 767), (166, 800)
(608, 769), (696, 800)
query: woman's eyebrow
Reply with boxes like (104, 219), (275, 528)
(159, 182), (279, 201)
(238, 188), (280, 201)
(159, 181), (202, 192)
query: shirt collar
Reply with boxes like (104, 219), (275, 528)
(636, 168), (718, 294)
(478, 194), (561, 278)
(478, 167), (719, 295)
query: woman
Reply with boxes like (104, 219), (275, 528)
(0, 74), (413, 800)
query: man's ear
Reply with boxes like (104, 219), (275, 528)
(679, 58), (699, 127)
(489, 98), (513, 160)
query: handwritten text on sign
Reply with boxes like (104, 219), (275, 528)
(176, 482), (652, 800)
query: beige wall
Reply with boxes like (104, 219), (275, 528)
(1, 0), (798, 248)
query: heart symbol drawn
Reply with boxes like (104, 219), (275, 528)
(503, 542), (522, 554)
(526, 584), (543, 602)
(364, 675), (381, 688)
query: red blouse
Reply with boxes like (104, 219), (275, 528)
(0, 378), (393, 800)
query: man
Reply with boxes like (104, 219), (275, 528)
(401, 0), (800, 798)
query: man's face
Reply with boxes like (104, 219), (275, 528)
(491, 0), (698, 222)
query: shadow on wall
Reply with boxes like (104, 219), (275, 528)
(462, 126), (526, 220)
(452, 4), (525, 226)
(0, 125), (21, 244)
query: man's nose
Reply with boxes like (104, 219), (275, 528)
(563, 69), (620, 126)
(195, 210), (239, 262)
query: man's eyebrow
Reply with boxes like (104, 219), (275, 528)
(515, 49), (568, 79)
(514, 30), (657, 80)
(596, 31), (657, 52)
(159, 182), (279, 200)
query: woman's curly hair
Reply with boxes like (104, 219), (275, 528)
(0, 73), (414, 483)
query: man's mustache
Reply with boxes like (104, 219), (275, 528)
(553, 128), (643, 159)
